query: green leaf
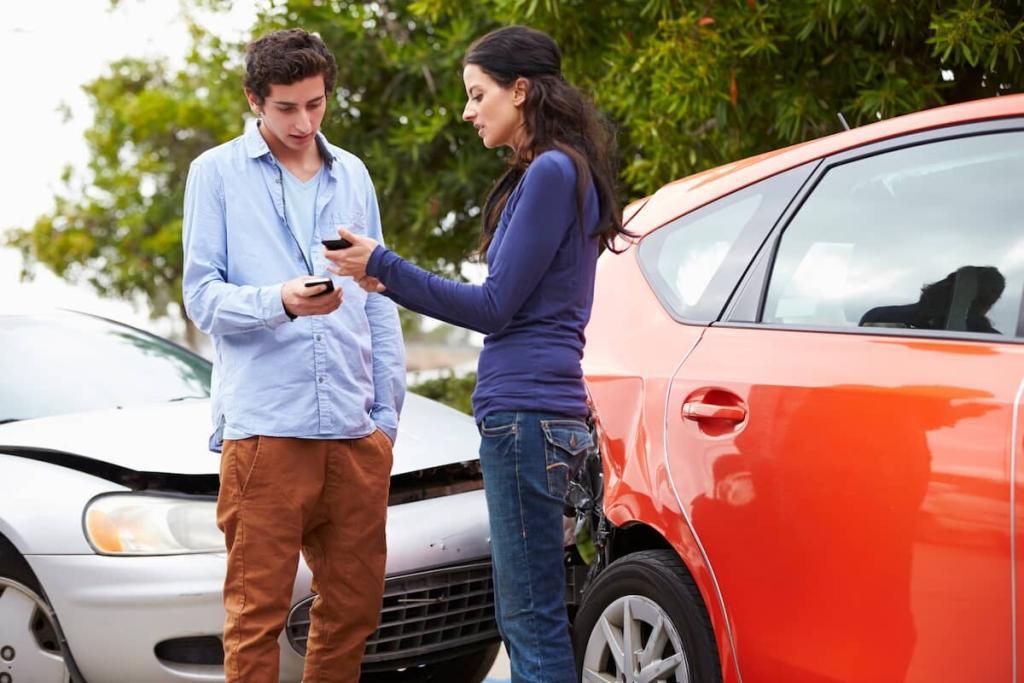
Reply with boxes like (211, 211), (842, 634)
(10, 0), (1024, 338)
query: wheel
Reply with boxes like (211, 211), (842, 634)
(0, 537), (72, 683)
(360, 642), (500, 683)
(572, 550), (721, 683)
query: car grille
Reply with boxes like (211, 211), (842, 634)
(286, 561), (499, 668)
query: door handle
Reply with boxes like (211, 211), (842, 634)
(682, 402), (746, 422)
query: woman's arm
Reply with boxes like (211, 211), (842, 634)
(365, 153), (579, 334)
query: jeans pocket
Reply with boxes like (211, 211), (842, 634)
(541, 419), (593, 500)
(480, 412), (517, 437)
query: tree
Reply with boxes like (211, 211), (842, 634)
(8, 0), (1023, 345)
(7, 24), (245, 346)
(248, 0), (505, 273)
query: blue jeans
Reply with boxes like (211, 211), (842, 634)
(478, 410), (594, 683)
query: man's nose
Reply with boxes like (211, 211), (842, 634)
(297, 109), (312, 132)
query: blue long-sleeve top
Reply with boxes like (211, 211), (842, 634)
(366, 149), (600, 421)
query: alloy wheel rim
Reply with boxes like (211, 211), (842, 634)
(0, 577), (69, 682)
(582, 594), (690, 683)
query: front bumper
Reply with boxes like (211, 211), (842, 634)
(27, 488), (492, 682)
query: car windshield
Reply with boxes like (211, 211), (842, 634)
(0, 313), (212, 422)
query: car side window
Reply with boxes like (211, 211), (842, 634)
(638, 164), (811, 322)
(763, 131), (1024, 337)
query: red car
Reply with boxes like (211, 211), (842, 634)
(567, 94), (1024, 682)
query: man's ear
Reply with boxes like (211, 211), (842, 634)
(513, 77), (529, 107)
(244, 88), (262, 116)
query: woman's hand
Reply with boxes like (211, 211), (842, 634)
(356, 275), (386, 293)
(324, 228), (377, 279)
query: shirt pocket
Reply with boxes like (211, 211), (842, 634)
(316, 209), (369, 282)
(322, 209), (369, 241)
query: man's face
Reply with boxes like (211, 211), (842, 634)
(247, 75), (327, 154)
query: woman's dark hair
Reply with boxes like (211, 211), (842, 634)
(244, 29), (337, 105)
(463, 26), (628, 254)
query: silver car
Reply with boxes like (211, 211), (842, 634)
(0, 310), (498, 682)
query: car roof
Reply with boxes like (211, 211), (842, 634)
(626, 93), (1024, 237)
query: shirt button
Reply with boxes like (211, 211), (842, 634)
(317, 376), (324, 383)
(315, 335), (322, 342)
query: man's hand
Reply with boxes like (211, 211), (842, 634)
(281, 276), (343, 318)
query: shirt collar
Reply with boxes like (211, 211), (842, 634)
(244, 119), (336, 171)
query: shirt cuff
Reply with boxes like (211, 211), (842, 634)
(377, 424), (397, 445)
(366, 244), (389, 279)
(262, 284), (293, 328)
(371, 406), (398, 445)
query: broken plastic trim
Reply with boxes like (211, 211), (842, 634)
(3, 446), (485, 505)
(1, 447), (219, 495)
(387, 461), (484, 506)
(564, 415), (612, 607)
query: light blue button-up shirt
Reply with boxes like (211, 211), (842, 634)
(182, 121), (405, 451)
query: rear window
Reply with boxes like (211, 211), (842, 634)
(638, 164), (810, 322)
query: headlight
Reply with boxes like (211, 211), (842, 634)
(83, 493), (222, 555)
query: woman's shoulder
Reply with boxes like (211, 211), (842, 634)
(532, 148), (577, 171)
(524, 149), (578, 185)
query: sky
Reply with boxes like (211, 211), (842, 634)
(0, 0), (258, 338)
(1, 0), (481, 352)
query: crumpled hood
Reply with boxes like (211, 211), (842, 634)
(0, 393), (479, 476)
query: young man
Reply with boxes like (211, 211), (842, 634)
(181, 28), (405, 683)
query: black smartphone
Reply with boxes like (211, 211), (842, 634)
(322, 238), (353, 250)
(304, 277), (335, 295)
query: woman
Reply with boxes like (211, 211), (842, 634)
(325, 25), (629, 682)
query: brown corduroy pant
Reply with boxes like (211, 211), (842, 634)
(217, 431), (393, 683)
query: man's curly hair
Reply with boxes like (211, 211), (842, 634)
(244, 28), (337, 105)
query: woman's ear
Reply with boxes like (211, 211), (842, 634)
(513, 77), (529, 107)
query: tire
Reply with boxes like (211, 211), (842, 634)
(572, 550), (721, 683)
(0, 536), (74, 683)
(360, 642), (500, 683)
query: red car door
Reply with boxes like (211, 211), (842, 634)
(1016, 375), (1024, 681)
(662, 123), (1024, 682)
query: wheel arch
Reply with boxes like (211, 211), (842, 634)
(603, 507), (741, 683)
(0, 540), (89, 683)
(0, 517), (30, 557)
(0, 529), (36, 580)
(608, 520), (674, 560)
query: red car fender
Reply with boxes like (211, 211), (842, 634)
(589, 378), (742, 683)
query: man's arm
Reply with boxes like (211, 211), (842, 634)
(362, 167), (406, 443)
(181, 158), (293, 335)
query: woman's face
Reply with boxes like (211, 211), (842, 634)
(462, 64), (526, 150)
